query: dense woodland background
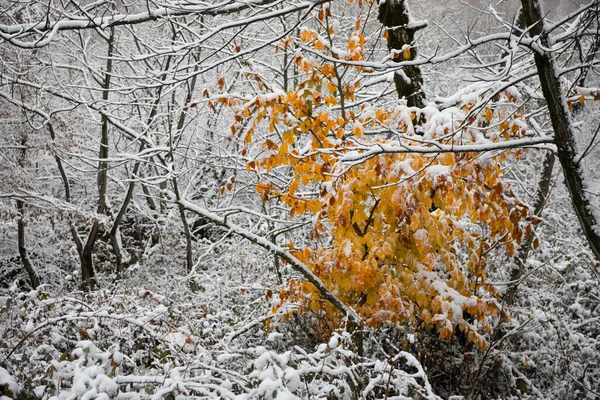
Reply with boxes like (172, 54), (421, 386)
(1, 0), (600, 398)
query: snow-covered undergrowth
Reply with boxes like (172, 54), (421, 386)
(0, 287), (439, 400)
(500, 174), (600, 399)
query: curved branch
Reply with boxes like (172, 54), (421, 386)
(175, 195), (363, 326)
(0, 0), (287, 47)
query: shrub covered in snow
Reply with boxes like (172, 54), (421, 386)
(0, 288), (439, 399)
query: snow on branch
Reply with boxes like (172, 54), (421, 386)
(174, 194), (363, 326)
(0, 0), (326, 48)
(0, 191), (77, 211)
(339, 136), (556, 164)
(0, 289), (439, 399)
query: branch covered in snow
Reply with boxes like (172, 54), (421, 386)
(174, 195), (363, 326)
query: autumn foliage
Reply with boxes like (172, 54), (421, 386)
(226, 2), (541, 349)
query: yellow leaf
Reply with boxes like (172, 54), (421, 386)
(382, 242), (394, 257)
(300, 119), (311, 132)
(352, 122), (364, 137)
(414, 229), (429, 254)
(327, 81), (338, 93)
(289, 179), (299, 196)
(415, 290), (428, 307)
(485, 108), (493, 122)
(410, 214), (420, 231)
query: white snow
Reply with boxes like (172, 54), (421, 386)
(0, 367), (18, 397)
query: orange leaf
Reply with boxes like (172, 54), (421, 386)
(485, 108), (493, 122)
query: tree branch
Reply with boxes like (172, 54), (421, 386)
(174, 195), (363, 325)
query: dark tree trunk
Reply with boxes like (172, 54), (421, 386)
(110, 228), (126, 279)
(80, 220), (99, 290)
(520, 0), (600, 261)
(14, 125), (40, 289)
(110, 157), (141, 279)
(16, 200), (40, 289)
(170, 53), (199, 274)
(76, 27), (115, 289)
(378, 0), (426, 108)
(97, 26), (115, 216)
(173, 181), (194, 273)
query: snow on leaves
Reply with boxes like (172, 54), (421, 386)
(224, 3), (541, 349)
(0, 289), (440, 399)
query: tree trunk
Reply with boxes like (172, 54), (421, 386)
(110, 158), (141, 279)
(77, 27), (115, 288)
(520, 0), (600, 262)
(378, 0), (426, 108)
(173, 179), (194, 273)
(14, 123), (40, 289)
(97, 26), (115, 216)
(80, 220), (99, 290)
(47, 117), (95, 289)
(16, 200), (40, 289)
(170, 53), (199, 274)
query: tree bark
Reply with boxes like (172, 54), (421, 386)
(170, 53), (199, 274)
(97, 26), (115, 216)
(520, 0), (600, 261)
(49, 108), (96, 288)
(80, 220), (99, 290)
(378, 0), (426, 108)
(14, 125), (40, 289)
(109, 146), (142, 278)
(79, 27), (116, 289)
(16, 200), (40, 289)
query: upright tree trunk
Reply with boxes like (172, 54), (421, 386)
(97, 27), (115, 216)
(378, 0), (426, 108)
(81, 221), (99, 290)
(170, 54), (199, 274)
(177, 192), (194, 273)
(48, 114), (92, 288)
(15, 129), (40, 289)
(80, 27), (116, 289)
(16, 200), (40, 289)
(108, 47), (177, 279)
(520, 0), (600, 261)
(109, 148), (141, 279)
